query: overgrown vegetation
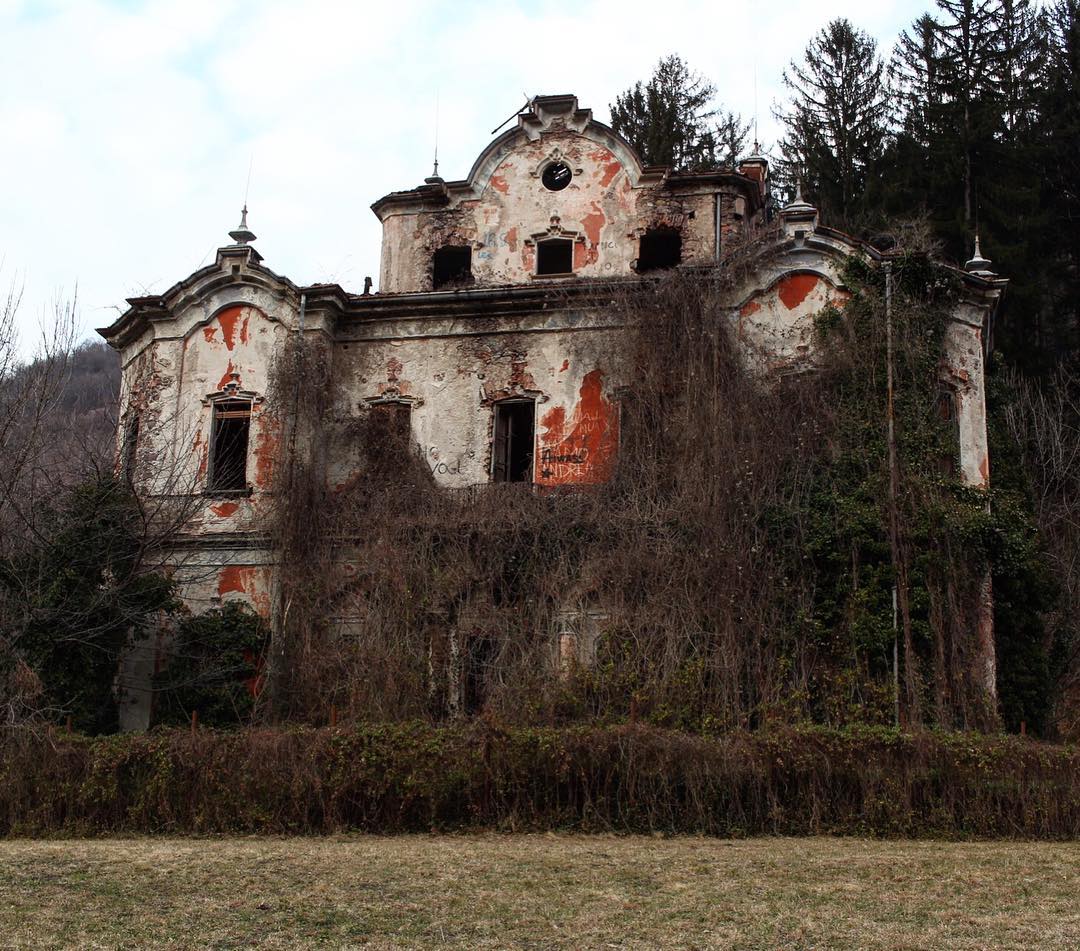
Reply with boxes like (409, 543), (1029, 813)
(153, 603), (269, 728)
(1, 723), (1076, 837)
(255, 250), (1052, 736)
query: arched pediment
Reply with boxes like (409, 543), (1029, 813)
(372, 95), (651, 221)
(98, 244), (298, 352)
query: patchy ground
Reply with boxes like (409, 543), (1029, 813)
(0, 836), (1076, 949)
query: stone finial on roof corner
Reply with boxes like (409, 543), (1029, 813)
(780, 181), (818, 236)
(965, 234), (995, 276)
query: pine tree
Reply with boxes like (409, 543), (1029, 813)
(889, 14), (943, 147)
(610, 56), (749, 171)
(933, 0), (1003, 227)
(1038, 0), (1080, 362)
(776, 18), (889, 227)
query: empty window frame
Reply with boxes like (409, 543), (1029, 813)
(121, 412), (139, 482)
(209, 399), (252, 491)
(536, 238), (573, 276)
(637, 229), (682, 272)
(492, 400), (535, 483)
(935, 387), (960, 476)
(433, 245), (473, 289)
(369, 401), (412, 444)
(462, 634), (495, 716)
(365, 401), (414, 474)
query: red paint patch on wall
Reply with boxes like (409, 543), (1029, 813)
(538, 369), (619, 486)
(210, 500), (239, 518)
(218, 360), (237, 391)
(777, 274), (820, 310)
(217, 565), (271, 618)
(582, 202), (605, 246)
(218, 565), (256, 597)
(202, 326), (218, 343)
(216, 305), (250, 351)
(505, 227), (518, 252)
(599, 161), (621, 188)
(580, 204), (605, 267)
(740, 299), (762, 318)
(573, 241), (588, 270)
(192, 430), (208, 480)
(490, 175), (509, 194)
(559, 359), (569, 372)
(252, 414), (278, 489)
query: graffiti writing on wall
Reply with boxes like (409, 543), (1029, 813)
(426, 446), (476, 477)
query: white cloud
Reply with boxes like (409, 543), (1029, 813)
(0, 0), (924, 352)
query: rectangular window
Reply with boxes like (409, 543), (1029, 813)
(370, 401), (412, 443)
(209, 400), (251, 491)
(433, 245), (473, 289)
(935, 388), (959, 477)
(536, 239), (573, 276)
(492, 400), (535, 483)
(638, 229), (682, 272)
(121, 412), (139, 482)
(463, 635), (494, 715)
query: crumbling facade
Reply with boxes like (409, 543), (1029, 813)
(100, 95), (1007, 729)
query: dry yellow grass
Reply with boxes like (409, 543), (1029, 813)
(0, 835), (1076, 949)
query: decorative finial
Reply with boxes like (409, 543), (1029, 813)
(795, 178), (804, 202)
(965, 233), (993, 274)
(425, 158), (444, 186)
(229, 205), (256, 246)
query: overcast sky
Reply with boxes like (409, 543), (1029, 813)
(1, 0), (925, 352)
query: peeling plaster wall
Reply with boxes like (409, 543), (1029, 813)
(378, 128), (747, 293)
(332, 325), (622, 488)
(943, 312), (991, 488)
(734, 270), (852, 373)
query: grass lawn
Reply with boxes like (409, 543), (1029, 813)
(0, 835), (1076, 949)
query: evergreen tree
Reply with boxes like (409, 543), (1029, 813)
(776, 18), (889, 227)
(1038, 0), (1080, 362)
(610, 56), (748, 170)
(889, 14), (943, 147)
(933, 0), (1004, 228)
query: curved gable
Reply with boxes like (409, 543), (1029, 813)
(734, 265), (851, 373)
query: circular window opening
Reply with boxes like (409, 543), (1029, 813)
(542, 161), (572, 191)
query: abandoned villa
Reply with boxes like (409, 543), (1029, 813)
(99, 95), (1007, 729)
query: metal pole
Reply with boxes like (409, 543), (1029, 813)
(885, 263), (900, 728)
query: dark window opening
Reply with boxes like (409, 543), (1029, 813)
(121, 413), (139, 482)
(492, 400), (535, 483)
(541, 161), (573, 191)
(209, 400), (251, 491)
(433, 245), (473, 289)
(536, 239), (573, 276)
(637, 229), (682, 272)
(935, 388), (959, 476)
(463, 634), (495, 715)
(936, 388), (957, 423)
(365, 401), (413, 474)
(370, 401), (412, 442)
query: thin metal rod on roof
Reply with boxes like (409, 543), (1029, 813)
(490, 96), (534, 136)
(432, 89), (440, 179)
